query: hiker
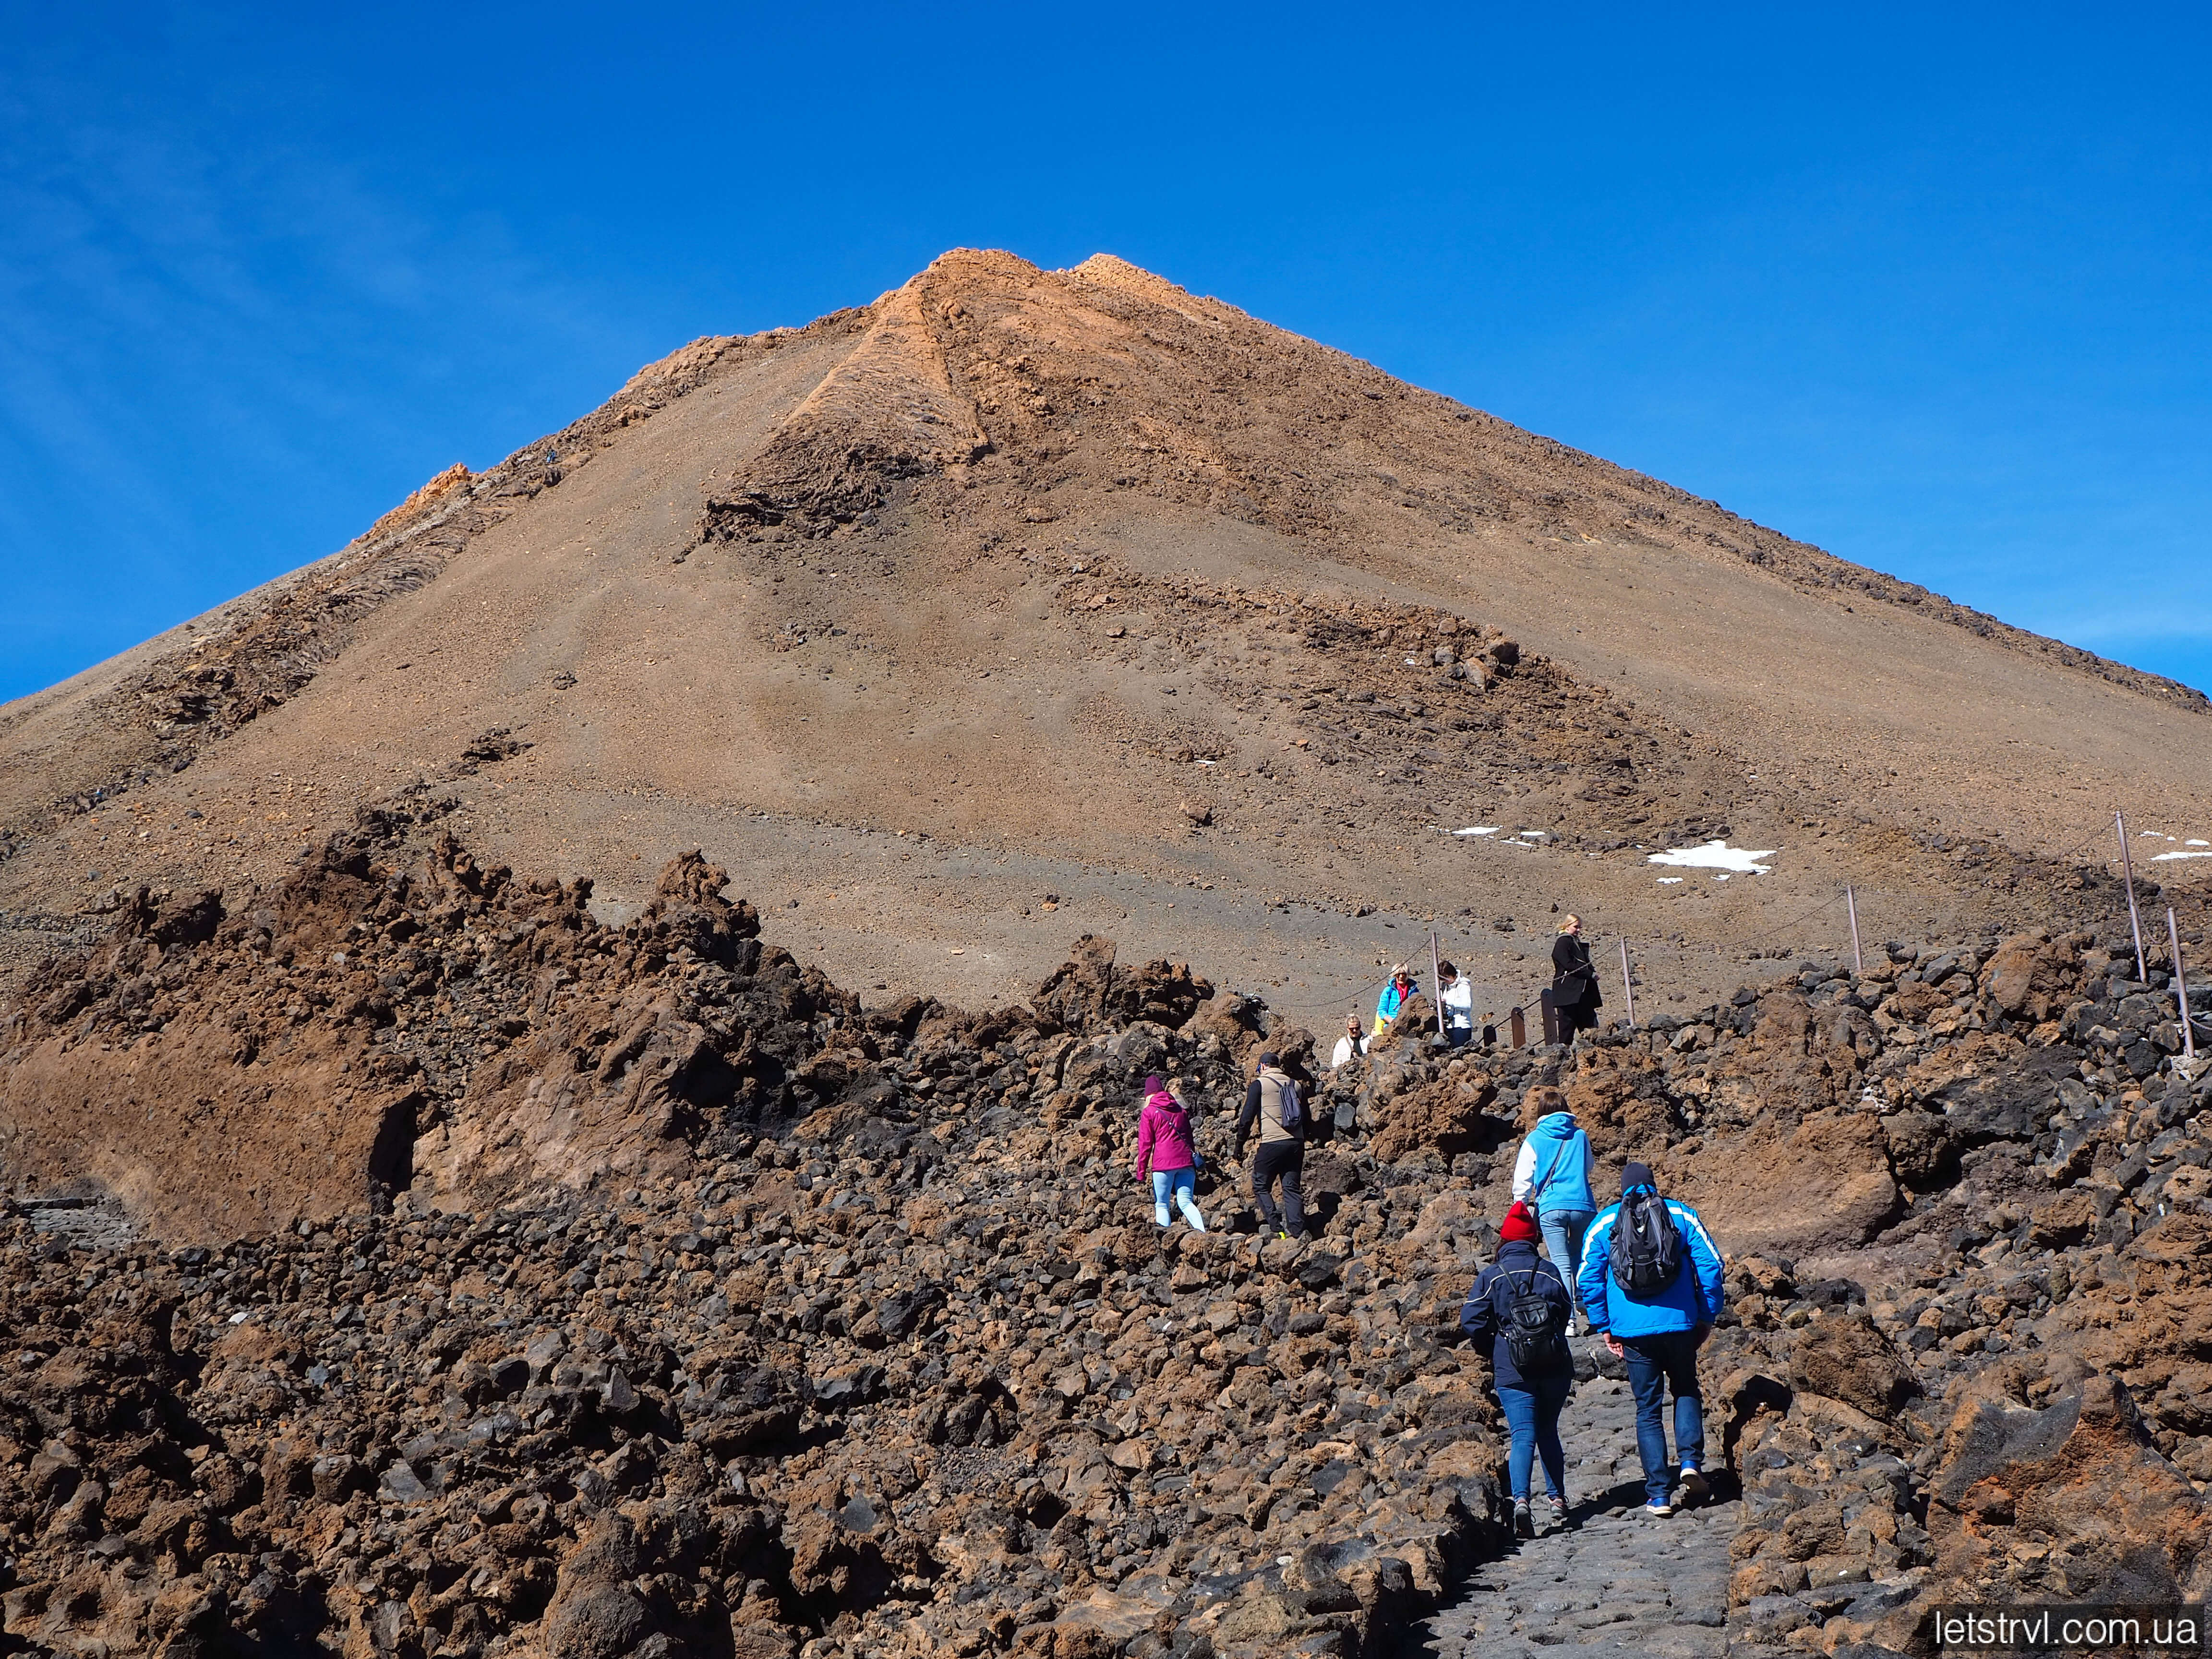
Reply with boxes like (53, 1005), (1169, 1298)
(1374, 964), (1419, 1036)
(1510, 1096), (1597, 1334)
(1577, 1161), (1726, 1517)
(1550, 915), (1601, 1044)
(1134, 1075), (1206, 1232)
(1460, 1200), (1574, 1538)
(1437, 960), (1475, 1047)
(1232, 1050), (1308, 1240)
(1330, 1012), (1369, 1070)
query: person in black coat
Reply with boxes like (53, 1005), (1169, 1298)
(1460, 1201), (1576, 1536)
(1551, 914), (1602, 1044)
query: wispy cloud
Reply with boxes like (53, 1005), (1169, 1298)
(0, 70), (641, 700)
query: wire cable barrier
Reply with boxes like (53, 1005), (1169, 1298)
(1245, 805), (2200, 1046)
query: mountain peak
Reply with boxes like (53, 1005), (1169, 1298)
(4, 252), (2208, 1048)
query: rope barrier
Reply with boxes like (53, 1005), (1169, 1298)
(1244, 805), (2200, 1046)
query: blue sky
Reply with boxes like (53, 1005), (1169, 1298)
(3, 2), (2207, 702)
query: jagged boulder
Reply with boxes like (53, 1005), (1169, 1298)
(1665, 1109), (1901, 1258)
(1788, 1310), (1923, 1422)
(1980, 929), (2087, 1022)
(1928, 1371), (2212, 1606)
(1033, 935), (1215, 1033)
(1370, 1070), (1500, 1164)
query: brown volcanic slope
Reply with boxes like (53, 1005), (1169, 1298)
(4, 248), (2210, 1025)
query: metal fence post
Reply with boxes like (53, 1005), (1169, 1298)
(1847, 885), (1863, 976)
(2118, 812), (2148, 982)
(2169, 907), (2197, 1062)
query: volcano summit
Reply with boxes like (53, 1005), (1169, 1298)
(4, 250), (2207, 1022)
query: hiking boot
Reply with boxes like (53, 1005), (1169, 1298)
(1679, 1467), (1709, 1504)
(1544, 1495), (1569, 1531)
(1644, 1499), (1674, 1518)
(1513, 1499), (1535, 1539)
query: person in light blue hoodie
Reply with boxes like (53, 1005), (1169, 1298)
(1577, 1161), (1727, 1518)
(1511, 1103), (1596, 1334)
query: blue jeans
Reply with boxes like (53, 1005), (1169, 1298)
(1151, 1167), (1204, 1229)
(1497, 1376), (1570, 1501)
(1621, 1330), (1706, 1502)
(1539, 1208), (1595, 1315)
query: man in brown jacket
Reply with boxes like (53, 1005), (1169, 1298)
(1232, 1051), (1308, 1240)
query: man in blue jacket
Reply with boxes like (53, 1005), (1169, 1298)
(1576, 1161), (1727, 1517)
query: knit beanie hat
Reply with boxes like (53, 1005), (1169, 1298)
(1622, 1160), (1656, 1194)
(1144, 1075), (1164, 1095)
(1498, 1201), (1541, 1245)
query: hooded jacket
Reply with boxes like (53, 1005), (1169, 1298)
(1438, 976), (1474, 1032)
(1575, 1188), (1726, 1340)
(1511, 1112), (1596, 1215)
(1134, 1091), (1197, 1177)
(1459, 1240), (1574, 1389)
(1374, 976), (1417, 1034)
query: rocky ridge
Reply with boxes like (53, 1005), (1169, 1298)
(0, 326), (827, 850)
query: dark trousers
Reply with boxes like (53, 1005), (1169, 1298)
(1621, 1330), (1705, 1502)
(1251, 1141), (1306, 1238)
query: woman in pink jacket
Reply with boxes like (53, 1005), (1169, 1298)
(1135, 1075), (1208, 1231)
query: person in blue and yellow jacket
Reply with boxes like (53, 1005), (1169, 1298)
(1575, 1161), (1727, 1517)
(1372, 965), (1419, 1036)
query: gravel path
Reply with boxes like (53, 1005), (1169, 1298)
(9, 1195), (135, 1250)
(1416, 1368), (1743, 1658)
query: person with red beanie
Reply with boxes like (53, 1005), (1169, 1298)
(1460, 1199), (1575, 1537)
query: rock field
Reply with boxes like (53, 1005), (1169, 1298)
(4, 799), (2212, 1656)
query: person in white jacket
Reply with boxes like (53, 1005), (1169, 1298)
(1437, 961), (1475, 1047)
(1330, 1012), (1369, 1070)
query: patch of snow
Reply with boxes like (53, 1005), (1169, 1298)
(1448, 826), (1499, 837)
(2153, 850), (2212, 863)
(1647, 839), (1777, 875)
(2192, 840), (2210, 847)
(1658, 877), (1683, 885)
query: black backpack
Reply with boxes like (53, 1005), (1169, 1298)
(1265, 1072), (1303, 1132)
(1608, 1191), (1683, 1296)
(1502, 1267), (1570, 1375)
